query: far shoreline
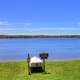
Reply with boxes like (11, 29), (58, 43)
(0, 34), (80, 38)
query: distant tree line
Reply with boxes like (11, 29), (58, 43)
(0, 35), (80, 38)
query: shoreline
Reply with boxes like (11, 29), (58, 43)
(0, 34), (80, 38)
(0, 58), (80, 62)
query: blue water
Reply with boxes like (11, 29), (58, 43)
(0, 38), (80, 61)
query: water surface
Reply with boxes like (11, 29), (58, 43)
(0, 38), (80, 61)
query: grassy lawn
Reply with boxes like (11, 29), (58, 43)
(0, 60), (80, 80)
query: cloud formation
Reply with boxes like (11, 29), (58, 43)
(23, 22), (32, 26)
(0, 27), (80, 31)
(0, 21), (11, 26)
(0, 21), (80, 35)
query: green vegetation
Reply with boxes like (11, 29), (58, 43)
(0, 35), (80, 38)
(0, 60), (80, 80)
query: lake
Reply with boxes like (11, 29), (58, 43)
(0, 38), (80, 61)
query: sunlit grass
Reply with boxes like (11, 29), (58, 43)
(0, 60), (80, 80)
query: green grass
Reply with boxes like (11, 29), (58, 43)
(0, 60), (80, 80)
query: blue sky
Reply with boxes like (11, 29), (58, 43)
(0, 0), (80, 35)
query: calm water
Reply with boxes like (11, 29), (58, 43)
(0, 38), (80, 61)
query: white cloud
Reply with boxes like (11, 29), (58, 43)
(0, 21), (11, 26)
(0, 28), (16, 30)
(23, 22), (32, 26)
(0, 21), (32, 26)
(39, 27), (80, 30)
(0, 27), (80, 31)
(0, 21), (80, 32)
